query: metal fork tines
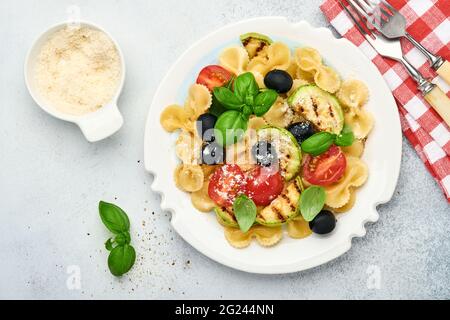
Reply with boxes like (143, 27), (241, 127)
(338, 0), (450, 127)
(338, 0), (435, 95)
(348, 0), (444, 70)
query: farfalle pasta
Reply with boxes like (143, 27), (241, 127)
(219, 46), (249, 75)
(248, 116), (268, 130)
(191, 180), (216, 212)
(345, 108), (374, 139)
(175, 130), (202, 164)
(331, 192), (357, 214)
(174, 164), (204, 192)
(337, 79), (369, 109)
(287, 217), (312, 239)
(263, 97), (293, 128)
(159, 33), (373, 249)
(185, 84), (212, 121)
(226, 131), (256, 166)
(296, 46), (341, 93)
(342, 139), (365, 158)
(201, 165), (218, 180)
(314, 65), (341, 94)
(296, 68), (315, 83)
(250, 70), (266, 89)
(247, 42), (291, 76)
(160, 105), (189, 132)
(161, 84), (213, 134)
(286, 60), (299, 79)
(324, 156), (369, 209)
(224, 225), (283, 249)
(295, 47), (322, 72)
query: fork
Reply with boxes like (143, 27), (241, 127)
(349, 0), (450, 85)
(338, 0), (450, 126)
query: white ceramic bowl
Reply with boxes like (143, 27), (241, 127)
(24, 21), (125, 142)
(144, 17), (402, 274)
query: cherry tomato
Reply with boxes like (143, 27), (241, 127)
(245, 166), (284, 206)
(208, 165), (247, 207)
(303, 145), (347, 186)
(196, 65), (233, 91)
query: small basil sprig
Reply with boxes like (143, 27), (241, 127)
(301, 125), (355, 156)
(213, 72), (278, 146)
(233, 195), (257, 233)
(300, 186), (326, 222)
(209, 77), (235, 117)
(99, 201), (136, 277)
(335, 124), (355, 147)
(301, 132), (335, 156)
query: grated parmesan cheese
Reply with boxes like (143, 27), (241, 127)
(34, 26), (121, 116)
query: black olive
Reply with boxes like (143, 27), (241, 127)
(287, 121), (316, 144)
(264, 70), (293, 94)
(251, 141), (278, 167)
(196, 113), (217, 142)
(309, 211), (336, 235)
(201, 143), (225, 165)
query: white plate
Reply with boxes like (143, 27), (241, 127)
(144, 17), (402, 274)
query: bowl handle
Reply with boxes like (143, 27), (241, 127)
(77, 104), (124, 142)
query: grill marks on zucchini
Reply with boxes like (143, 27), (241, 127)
(242, 38), (267, 57)
(216, 207), (238, 228)
(257, 180), (302, 226)
(216, 179), (302, 229)
(240, 33), (273, 60)
(257, 127), (301, 181)
(287, 85), (344, 134)
(312, 98), (319, 118)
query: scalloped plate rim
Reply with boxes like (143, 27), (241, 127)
(144, 17), (402, 274)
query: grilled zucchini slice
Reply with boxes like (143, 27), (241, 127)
(256, 178), (302, 227)
(240, 32), (273, 59)
(287, 85), (344, 134)
(215, 207), (238, 228)
(257, 127), (301, 181)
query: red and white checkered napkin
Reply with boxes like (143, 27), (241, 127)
(321, 0), (450, 202)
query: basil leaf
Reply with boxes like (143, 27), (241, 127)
(301, 132), (335, 156)
(99, 201), (130, 234)
(105, 238), (114, 251)
(115, 232), (131, 246)
(108, 244), (136, 277)
(300, 186), (326, 222)
(213, 87), (244, 110)
(233, 195), (257, 233)
(234, 72), (259, 102)
(245, 94), (255, 107)
(335, 124), (355, 147)
(242, 105), (253, 118)
(209, 79), (236, 117)
(253, 89), (278, 116)
(214, 110), (248, 146)
(226, 76), (235, 90)
(209, 95), (228, 117)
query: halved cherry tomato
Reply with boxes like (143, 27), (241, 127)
(245, 166), (284, 206)
(303, 145), (347, 186)
(196, 65), (233, 91)
(208, 165), (247, 207)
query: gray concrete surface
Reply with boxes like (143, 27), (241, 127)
(0, 0), (449, 300)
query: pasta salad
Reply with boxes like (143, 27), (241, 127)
(160, 33), (373, 249)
